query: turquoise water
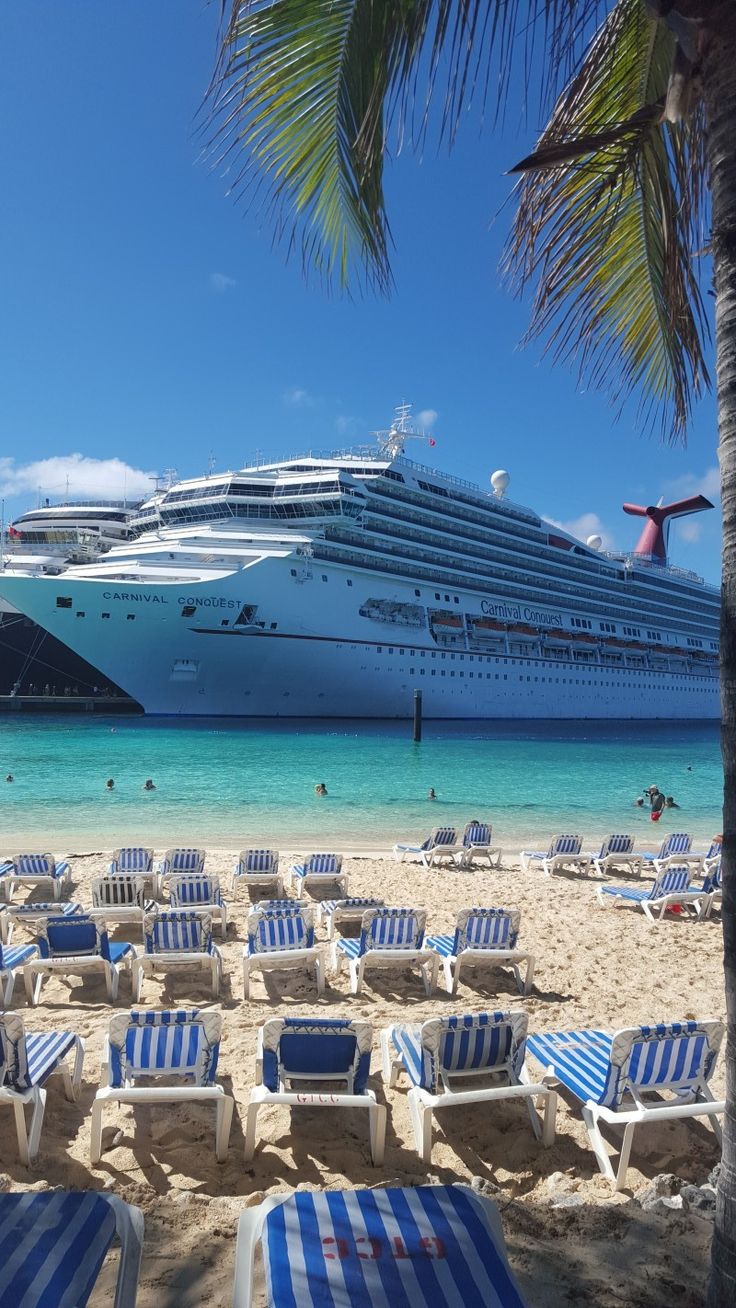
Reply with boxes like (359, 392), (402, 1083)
(0, 716), (723, 851)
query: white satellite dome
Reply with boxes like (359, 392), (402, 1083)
(491, 469), (510, 497)
(586, 533), (603, 550)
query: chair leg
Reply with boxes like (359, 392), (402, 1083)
(24, 965), (43, 1007)
(369, 1102), (387, 1166)
(447, 957), (458, 995)
(243, 1101), (260, 1162)
(1, 970), (14, 1007)
(211, 957), (220, 997)
(581, 1104), (617, 1186)
(133, 962), (144, 1003)
(408, 1089), (433, 1164)
(351, 959), (363, 995)
(61, 1038), (85, 1101)
(111, 1198), (145, 1308)
(215, 1094), (234, 1163)
(90, 1096), (105, 1165)
(107, 963), (119, 1001)
(523, 956), (535, 997)
(615, 1121), (637, 1191)
(379, 1028), (394, 1084)
(314, 955), (324, 996)
(242, 958), (251, 1001)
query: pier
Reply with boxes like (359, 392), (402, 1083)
(0, 695), (142, 715)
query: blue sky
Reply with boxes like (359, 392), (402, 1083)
(0, 2), (721, 583)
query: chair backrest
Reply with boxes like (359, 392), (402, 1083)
(91, 875), (146, 909)
(601, 1020), (723, 1109)
(110, 847), (153, 874)
(37, 914), (110, 961)
(238, 849), (278, 874)
(107, 1008), (221, 1087)
(550, 834), (582, 856)
(706, 839), (722, 859)
(0, 1013), (32, 1090)
(304, 853), (342, 875)
(169, 874), (220, 907)
(649, 865), (692, 898)
(143, 911), (212, 955)
(658, 832), (692, 858)
(462, 822), (492, 848)
(161, 848), (206, 876)
(599, 834), (633, 858)
(14, 853), (55, 876)
(425, 827), (456, 850)
(247, 905), (314, 954)
(417, 1011), (528, 1092)
(452, 908), (520, 953)
(359, 907), (426, 954)
(261, 1017), (372, 1093)
(703, 857), (722, 893)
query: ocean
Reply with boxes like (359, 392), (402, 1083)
(0, 715), (723, 852)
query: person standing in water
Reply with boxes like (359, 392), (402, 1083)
(428, 787), (437, 801)
(105, 778), (115, 790)
(315, 782), (328, 796)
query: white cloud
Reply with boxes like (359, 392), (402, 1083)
(283, 387), (315, 408)
(662, 464), (720, 502)
(544, 511), (616, 550)
(209, 272), (236, 293)
(0, 454), (156, 503)
(416, 408), (438, 431)
(335, 414), (362, 437)
(678, 520), (702, 543)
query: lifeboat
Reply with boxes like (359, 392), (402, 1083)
(431, 611), (463, 629)
(473, 618), (508, 632)
(572, 632), (598, 644)
(545, 630), (574, 642)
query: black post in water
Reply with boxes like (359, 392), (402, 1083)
(413, 689), (422, 742)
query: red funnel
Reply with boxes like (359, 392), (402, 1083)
(623, 495), (714, 561)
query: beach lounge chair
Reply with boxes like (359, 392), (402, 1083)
(0, 1012), (83, 1163)
(425, 908), (535, 996)
(25, 915), (135, 1005)
(525, 1019), (725, 1190)
(454, 821), (503, 869)
(0, 939), (40, 1007)
(168, 873), (228, 939)
(244, 1016), (386, 1165)
(392, 826), (458, 866)
(232, 1183), (530, 1308)
(315, 896), (385, 940)
(157, 847), (206, 880)
(597, 865), (709, 921)
(243, 904), (323, 1000)
(107, 847), (157, 897)
(0, 1190), (143, 1307)
(289, 852), (348, 895)
(90, 876), (156, 929)
(0, 901), (82, 947)
(133, 911), (222, 1001)
(91, 1007), (233, 1166)
(519, 835), (588, 876)
(702, 839), (722, 874)
(702, 857), (722, 918)
(639, 832), (694, 873)
(0, 853), (71, 903)
(589, 834), (640, 878)
(332, 907), (438, 996)
(381, 1011), (556, 1163)
(231, 849), (283, 897)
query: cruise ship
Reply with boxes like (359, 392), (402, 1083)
(0, 410), (720, 718)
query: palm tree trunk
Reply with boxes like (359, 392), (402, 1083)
(705, 14), (736, 1307)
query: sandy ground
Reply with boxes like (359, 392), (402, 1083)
(0, 847), (725, 1307)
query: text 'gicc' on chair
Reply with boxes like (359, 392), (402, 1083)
(91, 1007), (233, 1165)
(0, 1013), (84, 1164)
(244, 1016), (386, 1166)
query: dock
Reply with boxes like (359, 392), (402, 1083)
(0, 695), (142, 715)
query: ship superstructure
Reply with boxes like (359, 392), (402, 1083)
(0, 413), (719, 718)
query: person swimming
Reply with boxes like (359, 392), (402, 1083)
(5, 775), (13, 783)
(105, 778), (115, 790)
(315, 782), (328, 796)
(143, 779), (156, 791)
(665, 796), (680, 808)
(428, 787), (437, 801)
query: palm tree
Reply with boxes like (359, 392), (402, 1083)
(206, 3), (736, 1301)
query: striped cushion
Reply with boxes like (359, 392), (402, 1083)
(162, 849), (205, 875)
(6, 903), (80, 920)
(111, 848), (153, 873)
(24, 1032), (79, 1089)
(358, 909), (424, 954)
(463, 823), (491, 847)
(424, 934), (456, 959)
(15, 854), (55, 876)
(0, 1191), (117, 1308)
(170, 877), (223, 907)
(551, 835), (582, 856)
(294, 854), (341, 877)
(527, 1029), (612, 1103)
(238, 850), (277, 874)
(0, 1019), (78, 1091)
(108, 1008), (219, 1087)
(145, 913), (210, 954)
(430, 828), (457, 848)
(393, 1013), (521, 1091)
(262, 1186), (527, 1308)
(0, 943), (38, 971)
(597, 835), (633, 858)
(600, 866), (693, 903)
(247, 909), (313, 955)
(335, 937), (363, 961)
(92, 877), (144, 908)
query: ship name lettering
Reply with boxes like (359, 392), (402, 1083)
(102, 591), (169, 604)
(176, 597), (240, 609)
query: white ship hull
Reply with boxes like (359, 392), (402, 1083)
(0, 560), (720, 719)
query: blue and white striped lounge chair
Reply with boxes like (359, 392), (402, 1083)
(426, 908), (535, 996)
(525, 1019), (725, 1190)
(107, 847), (157, 897)
(289, 853), (348, 896)
(0, 938), (40, 1007)
(0, 901), (82, 947)
(244, 1017), (386, 1165)
(0, 1190), (143, 1307)
(454, 822), (502, 869)
(90, 876), (156, 930)
(702, 857), (722, 918)
(588, 834), (640, 878)
(91, 1007), (233, 1166)
(639, 832), (694, 873)
(157, 847), (206, 881)
(315, 896), (386, 940)
(232, 1184), (530, 1308)
(168, 873), (228, 939)
(231, 849), (283, 897)
(25, 916), (135, 1005)
(0, 853), (71, 903)
(701, 839), (722, 875)
(597, 865), (709, 921)
(332, 907), (438, 996)
(243, 904), (323, 1000)
(133, 911), (222, 1001)
(519, 835), (588, 876)
(0, 1013), (84, 1164)
(392, 826), (458, 866)
(381, 1011), (556, 1164)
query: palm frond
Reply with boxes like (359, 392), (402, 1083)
(206, 1), (609, 289)
(504, 0), (710, 439)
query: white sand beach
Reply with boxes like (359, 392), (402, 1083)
(1, 847), (724, 1307)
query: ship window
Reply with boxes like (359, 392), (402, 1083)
(270, 622), (277, 630)
(290, 568), (297, 576)
(76, 611), (85, 618)
(221, 620), (229, 627)
(444, 594), (450, 602)
(102, 613), (110, 620)
(127, 614), (135, 621)
(347, 579), (353, 586)
(434, 592), (440, 600)
(322, 574), (328, 582)
(235, 605), (257, 625)
(414, 589), (421, 597)
(56, 596), (72, 609)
